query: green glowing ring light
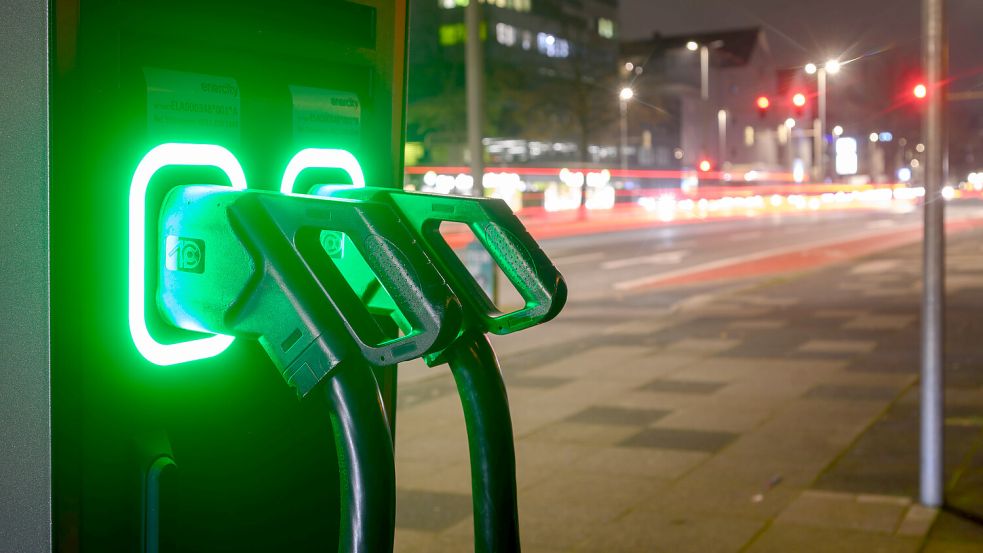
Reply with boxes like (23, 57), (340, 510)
(129, 143), (247, 365)
(280, 148), (365, 194)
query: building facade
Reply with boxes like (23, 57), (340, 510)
(406, 0), (621, 167)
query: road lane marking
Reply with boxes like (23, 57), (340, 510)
(601, 250), (688, 270)
(552, 252), (605, 265)
(613, 226), (921, 291)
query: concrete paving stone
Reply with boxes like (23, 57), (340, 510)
(620, 427), (738, 453)
(397, 459), (472, 495)
(895, 504), (938, 537)
(664, 337), (742, 354)
(652, 402), (775, 434)
(519, 470), (670, 541)
(739, 295), (801, 307)
(522, 345), (653, 379)
(775, 489), (908, 533)
(677, 357), (845, 383)
(525, 421), (642, 446)
(395, 488), (474, 532)
(506, 375), (574, 389)
(815, 309), (869, 318)
(571, 508), (767, 553)
(803, 383), (903, 401)
(746, 522), (921, 553)
(640, 378), (727, 395)
(395, 433), (471, 466)
(565, 405), (672, 426)
(728, 319), (789, 330)
(393, 528), (438, 553)
(574, 445), (710, 480)
(844, 314), (917, 330)
(797, 339), (879, 355)
(602, 389), (702, 411)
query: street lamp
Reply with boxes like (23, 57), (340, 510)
(687, 39), (725, 165)
(619, 87), (633, 176)
(803, 58), (842, 181)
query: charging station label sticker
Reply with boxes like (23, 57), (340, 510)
(165, 236), (206, 274)
(290, 86), (361, 144)
(144, 68), (240, 143)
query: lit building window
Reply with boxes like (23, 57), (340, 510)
(598, 18), (615, 39)
(440, 0), (532, 11)
(439, 23), (467, 46)
(521, 30), (532, 50)
(537, 32), (569, 58)
(744, 126), (755, 147)
(496, 23), (516, 46)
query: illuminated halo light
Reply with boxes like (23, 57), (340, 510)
(756, 96), (770, 110)
(280, 148), (366, 194)
(913, 83), (927, 99)
(792, 93), (807, 107)
(129, 143), (246, 366)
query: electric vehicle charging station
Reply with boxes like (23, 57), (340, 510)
(1, 0), (569, 551)
(311, 185), (567, 553)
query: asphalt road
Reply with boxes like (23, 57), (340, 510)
(536, 204), (934, 303)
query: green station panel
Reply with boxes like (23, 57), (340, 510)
(0, 1), (411, 551)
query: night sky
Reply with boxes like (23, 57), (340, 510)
(619, 0), (983, 92)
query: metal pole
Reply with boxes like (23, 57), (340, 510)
(700, 45), (709, 100)
(700, 45), (709, 159)
(816, 68), (827, 181)
(920, 0), (947, 508)
(717, 109), (727, 166)
(620, 99), (628, 175)
(466, 0), (484, 197)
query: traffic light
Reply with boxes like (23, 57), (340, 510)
(756, 96), (770, 118)
(792, 92), (807, 116)
(698, 159), (712, 172)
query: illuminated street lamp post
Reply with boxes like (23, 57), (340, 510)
(687, 39), (724, 165)
(805, 59), (841, 181)
(619, 86), (634, 177)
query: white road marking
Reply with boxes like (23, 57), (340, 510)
(552, 252), (605, 265)
(601, 250), (688, 270)
(613, 225), (920, 291)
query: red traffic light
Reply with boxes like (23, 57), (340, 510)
(792, 93), (807, 108)
(756, 96), (770, 110)
(698, 159), (712, 172)
(913, 83), (927, 99)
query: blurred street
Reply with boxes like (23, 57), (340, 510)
(392, 201), (983, 552)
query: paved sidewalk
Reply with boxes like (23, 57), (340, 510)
(390, 227), (983, 552)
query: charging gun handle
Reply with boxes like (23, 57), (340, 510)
(446, 329), (520, 553)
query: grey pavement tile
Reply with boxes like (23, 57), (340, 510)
(395, 488), (472, 532)
(565, 405), (671, 426)
(620, 427), (737, 453)
(653, 402), (775, 433)
(571, 508), (766, 553)
(506, 375), (573, 389)
(526, 421), (642, 446)
(844, 314), (917, 331)
(803, 383), (901, 401)
(797, 339), (878, 355)
(745, 522), (921, 553)
(728, 319), (789, 329)
(775, 489), (908, 533)
(640, 378), (727, 395)
(573, 445), (709, 480)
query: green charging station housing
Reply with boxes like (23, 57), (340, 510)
(0, 2), (411, 551)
